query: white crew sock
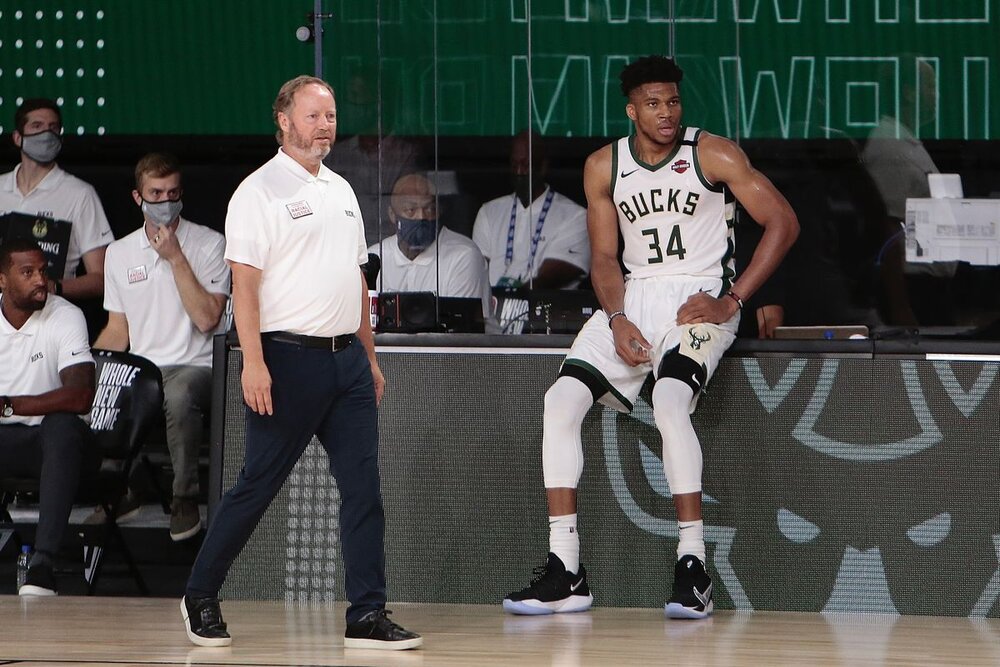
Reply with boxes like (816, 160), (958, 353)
(549, 513), (580, 574)
(677, 519), (706, 563)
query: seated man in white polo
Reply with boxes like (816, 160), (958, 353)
(472, 130), (590, 289)
(368, 173), (490, 317)
(94, 153), (229, 541)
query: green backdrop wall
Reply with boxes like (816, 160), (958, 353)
(0, 1), (996, 139)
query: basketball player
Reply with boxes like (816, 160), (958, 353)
(504, 56), (798, 619)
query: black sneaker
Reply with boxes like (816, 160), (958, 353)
(664, 554), (713, 619)
(503, 552), (593, 615)
(181, 596), (232, 647)
(344, 609), (423, 650)
(18, 561), (57, 596)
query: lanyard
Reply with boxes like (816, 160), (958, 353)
(504, 189), (554, 272)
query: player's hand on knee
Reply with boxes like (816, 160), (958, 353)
(611, 317), (652, 366)
(242, 360), (273, 415)
(676, 291), (736, 325)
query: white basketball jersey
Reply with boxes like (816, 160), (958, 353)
(612, 127), (735, 289)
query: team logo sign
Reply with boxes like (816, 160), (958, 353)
(601, 357), (1000, 617)
(671, 159), (690, 174)
(32, 219), (48, 239)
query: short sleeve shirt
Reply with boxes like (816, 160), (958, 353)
(369, 227), (491, 316)
(0, 294), (93, 426)
(472, 187), (590, 287)
(863, 117), (938, 220)
(224, 149), (367, 337)
(104, 218), (230, 368)
(369, 227), (489, 299)
(0, 165), (113, 278)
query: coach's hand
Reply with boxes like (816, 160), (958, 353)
(676, 291), (738, 326)
(611, 316), (652, 367)
(242, 359), (273, 415)
(371, 363), (385, 405)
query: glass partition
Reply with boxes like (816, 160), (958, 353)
(314, 0), (999, 339)
(9, 3), (989, 339)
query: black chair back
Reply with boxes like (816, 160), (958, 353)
(89, 350), (164, 482)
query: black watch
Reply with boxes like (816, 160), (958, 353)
(1, 396), (13, 419)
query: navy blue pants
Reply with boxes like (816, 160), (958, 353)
(187, 337), (386, 623)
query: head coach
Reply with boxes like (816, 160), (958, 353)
(180, 75), (421, 651)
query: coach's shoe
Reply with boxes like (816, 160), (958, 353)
(18, 561), (57, 596)
(664, 554), (714, 619)
(181, 596), (232, 647)
(344, 609), (423, 650)
(503, 552), (593, 615)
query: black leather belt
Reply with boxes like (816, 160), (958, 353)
(262, 332), (354, 351)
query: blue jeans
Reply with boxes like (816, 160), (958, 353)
(187, 337), (385, 623)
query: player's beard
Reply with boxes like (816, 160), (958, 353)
(286, 121), (332, 160)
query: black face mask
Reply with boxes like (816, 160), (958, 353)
(512, 174), (544, 206)
(397, 217), (438, 252)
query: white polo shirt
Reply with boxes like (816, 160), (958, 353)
(0, 294), (93, 426)
(370, 227), (489, 299)
(0, 164), (113, 278)
(104, 218), (229, 368)
(224, 149), (367, 337)
(472, 187), (590, 287)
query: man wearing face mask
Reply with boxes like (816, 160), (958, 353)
(473, 130), (590, 289)
(368, 173), (490, 310)
(0, 98), (112, 301)
(93, 153), (229, 541)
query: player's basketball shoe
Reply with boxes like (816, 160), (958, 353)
(503, 552), (593, 615)
(664, 554), (713, 619)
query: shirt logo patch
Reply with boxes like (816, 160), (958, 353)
(30, 351), (44, 363)
(671, 159), (691, 174)
(127, 265), (148, 284)
(286, 200), (314, 219)
(345, 210), (356, 218)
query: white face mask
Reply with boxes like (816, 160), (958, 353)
(20, 130), (63, 164)
(141, 199), (183, 227)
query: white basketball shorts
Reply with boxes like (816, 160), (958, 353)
(561, 275), (738, 413)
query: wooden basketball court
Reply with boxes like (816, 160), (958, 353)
(2, 596), (998, 666)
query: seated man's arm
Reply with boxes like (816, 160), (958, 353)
(94, 311), (130, 351)
(158, 226), (228, 333)
(471, 205), (495, 284)
(61, 245), (107, 300)
(440, 245), (490, 299)
(8, 362), (95, 416)
(532, 258), (585, 289)
(59, 187), (113, 300)
(531, 205), (589, 289)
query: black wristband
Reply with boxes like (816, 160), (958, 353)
(607, 310), (627, 328)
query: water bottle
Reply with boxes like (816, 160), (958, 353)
(16, 544), (32, 589)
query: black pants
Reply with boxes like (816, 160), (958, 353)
(0, 414), (99, 556)
(187, 337), (386, 623)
